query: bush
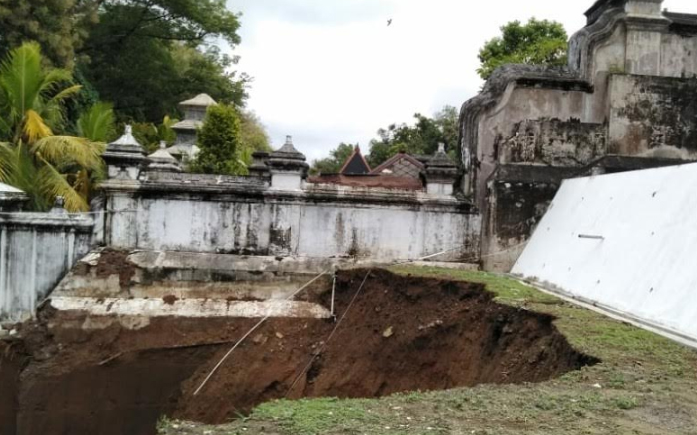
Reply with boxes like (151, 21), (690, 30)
(190, 103), (244, 175)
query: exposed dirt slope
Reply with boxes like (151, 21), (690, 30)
(0, 269), (596, 435)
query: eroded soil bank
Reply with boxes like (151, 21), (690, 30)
(0, 269), (597, 435)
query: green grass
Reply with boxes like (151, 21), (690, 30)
(252, 398), (381, 435)
(159, 267), (697, 435)
(388, 266), (560, 304)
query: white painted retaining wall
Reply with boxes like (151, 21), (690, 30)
(0, 211), (93, 321)
(103, 176), (480, 263)
(513, 163), (697, 348)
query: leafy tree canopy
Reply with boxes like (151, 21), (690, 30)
(80, 0), (240, 53)
(0, 0), (247, 123)
(238, 111), (272, 166)
(0, 0), (241, 69)
(311, 106), (460, 175)
(477, 18), (568, 80)
(0, 0), (94, 69)
(78, 1), (246, 122)
(189, 103), (244, 175)
(367, 105), (459, 168)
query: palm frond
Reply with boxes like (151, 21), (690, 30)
(73, 169), (91, 200)
(36, 98), (65, 131)
(77, 102), (115, 142)
(0, 116), (11, 141)
(40, 69), (74, 94)
(33, 135), (105, 170)
(41, 84), (82, 131)
(37, 158), (89, 212)
(0, 42), (42, 120)
(48, 84), (82, 105)
(0, 141), (50, 210)
(23, 109), (53, 142)
(0, 142), (14, 181)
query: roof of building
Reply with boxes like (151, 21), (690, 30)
(165, 143), (199, 158)
(171, 119), (203, 131)
(0, 182), (28, 205)
(147, 142), (182, 172)
(0, 182), (25, 194)
(308, 174), (424, 191)
(370, 153), (425, 176)
(339, 146), (371, 175)
(179, 93), (217, 107)
(585, 0), (625, 24)
(665, 11), (697, 34)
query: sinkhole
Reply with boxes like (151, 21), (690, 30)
(0, 268), (598, 435)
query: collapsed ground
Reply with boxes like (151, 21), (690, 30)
(0, 268), (596, 435)
(161, 267), (697, 435)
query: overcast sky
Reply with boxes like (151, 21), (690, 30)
(226, 0), (697, 162)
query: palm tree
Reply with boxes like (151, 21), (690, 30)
(0, 42), (110, 212)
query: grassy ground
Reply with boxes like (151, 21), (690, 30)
(159, 267), (697, 435)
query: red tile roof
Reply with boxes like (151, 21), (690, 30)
(370, 153), (425, 176)
(308, 174), (424, 190)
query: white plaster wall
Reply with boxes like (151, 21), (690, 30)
(591, 25), (627, 76)
(107, 191), (479, 262)
(625, 0), (662, 17)
(513, 163), (697, 347)
(0, 214), (93, 320)
(626, 29), (663, 76)
(660, 33), (697, 78)
(296, 204), (477, 261)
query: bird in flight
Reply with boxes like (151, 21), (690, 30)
(387, 19), (392, 26)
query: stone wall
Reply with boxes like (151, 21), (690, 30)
(102, 172), (480, 263)
(0, 211), (93, 321)
(460, 0), (697, 271)
(608, 74), (697, 158)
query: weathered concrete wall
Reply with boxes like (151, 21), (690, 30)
(0, 211), (93, 321)
(497, 118), (607, 166)
(102, 173), (480, 263)
(482, 166), (572, 272)
(608, 74), (697, 158)
(460, 1), (697, 271)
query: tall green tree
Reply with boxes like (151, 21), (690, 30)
(0, 0), (95, 69)
(189, 104), (243, 175)
(477, 18), (568, 80)
(0, 42), (109, 211)
(0, 0), (249, 121)
(77, 0), (246, 122)
(79, 0), (241, 52)
(238, 111), (271, 166)
(366, 106), (460, 167)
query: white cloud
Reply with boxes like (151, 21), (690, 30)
(227, 0), (697, 162)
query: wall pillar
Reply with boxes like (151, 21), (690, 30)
(102, 125), (147, 180)
(268, 136), (309, 190)
(424, 144), (459, 196)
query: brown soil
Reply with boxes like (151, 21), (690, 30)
(0, 341), (27, 435)
(162, 295), (179, 305)
(0, 269), (597, 435)
(94, 249), (136, 289)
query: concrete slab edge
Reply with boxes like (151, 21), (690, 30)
(508, 275), (697, 351)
